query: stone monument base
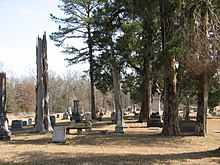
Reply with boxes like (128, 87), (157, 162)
(147, 113), (163, 128)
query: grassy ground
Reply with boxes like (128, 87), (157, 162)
(0, 113), (220, 165)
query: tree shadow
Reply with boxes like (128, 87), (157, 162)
(1, 149), (219, 165)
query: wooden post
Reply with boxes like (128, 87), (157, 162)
(33, 32), (53, 133)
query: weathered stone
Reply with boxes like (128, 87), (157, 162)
(11, 120), (23, 131)
(52, 126), (66, 143)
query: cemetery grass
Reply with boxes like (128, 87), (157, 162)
(0, 113), (220, 165)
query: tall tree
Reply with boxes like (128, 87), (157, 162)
(93, 0), (126, 132)
(160, 0), (181, 135)
(181, 0), (220, 136)
(50, 0), (99, 119)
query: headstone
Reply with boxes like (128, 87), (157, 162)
(27, 118), (32, 125)
(11, 120), (23, 131)
(85, 112), (92, 122)
(134, 111), (140, 120)
(67, 107), (72, 116)
(70, 119), (76, 126)
(50, 115), (56, 127)
(62, 112), (69, 120)
(179, 120), (196, 134)
(151, 89), (161, 115)
(52, 126), (66, 143)
(85, 120), (92, 132)
(22, 121), (27, 126)
(111, 112), (116, 123)
(147, 86), (163, 128)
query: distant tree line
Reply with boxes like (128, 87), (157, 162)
(5, 70), (128, 115)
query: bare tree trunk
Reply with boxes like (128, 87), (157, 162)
(195, 74), (210, 136)
(33, 32), (52, 133)
(138, 17), (152, 123)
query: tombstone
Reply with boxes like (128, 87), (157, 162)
(50, 115), (56, 127)
(70, 119), (76, 126)
(62, 112), (69, 120)
(85, 120), (92, 132)
(67, 107), (72, 116)
(134, 111), (140, 120)
(151, 88), (162, 115)
(179, 120), (196, 134)
(52, 126), (66, 143)
(27, 118), (32, 125)
(84, 112), (92, 122)
(11, 120), (23, 131)
(111, 112), (116, 123)
(147, 86), (163, 128)
(70, 94), (81, 122)
(22, 121), (27, 126)
(0, 73), (11, 140)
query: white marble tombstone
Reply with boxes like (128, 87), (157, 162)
(151, 89), (161, 115)
(52, 126), (66, 143)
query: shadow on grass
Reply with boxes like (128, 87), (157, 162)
(1, 149), (220, 165)
(70, 132), (192, 148)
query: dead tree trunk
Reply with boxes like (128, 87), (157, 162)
(33, 32), (53, 133)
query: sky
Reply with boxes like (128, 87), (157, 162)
(0, 0), (88, 77)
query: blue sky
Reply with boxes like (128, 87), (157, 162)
(0, 0), (87, 77)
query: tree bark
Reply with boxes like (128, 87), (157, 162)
(160, 0), (180, 135)
(33, 32), (53, 133)
(138, 17), (152, 123)
(195, 74), (210, 136)
(88, 23), (96, 120)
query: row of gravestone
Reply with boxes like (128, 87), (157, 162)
(11, 116), (56, 131)
(11, 118), (33, 131)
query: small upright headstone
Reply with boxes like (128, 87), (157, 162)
(52, 126), (66, 143)
(151, 89), (162, 115)
(11, 120), (23, 131)
(85, 112), (92, 122)
(85, 120), (92, 132)
(70, 119), (76, 126)
(62, 112), (69, 120)
(111, 112), (116, 123)
(27, 118), (32, 125)
(50, 115), (56, 127)
(22, 121), (27, 126)
(147, 86), (163, 128)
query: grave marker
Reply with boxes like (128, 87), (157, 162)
(52, 126), (66, 143)
(11, 120), (23, 131)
